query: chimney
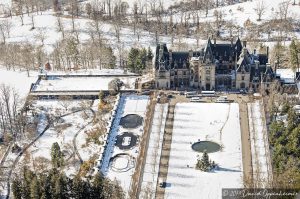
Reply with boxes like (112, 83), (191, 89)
(253, 49), (256, 55)
(189, 50), (193, 57)
(214, 37), (216, 47)
(275, 61), (278, 76)
(231, 37), (233, 47)
(169, 49), (172, 62)
(159, 44), (163, 60)
(266, 63), (271, 70)
(266, 46), (269, 59)
(255, 60), (259, 70)
(242, 40), (247, 47)
(243, 47), (247, 58)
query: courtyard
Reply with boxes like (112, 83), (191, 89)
(164, 102), (243, 199)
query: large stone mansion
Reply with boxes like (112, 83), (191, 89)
(153, 38), (274, 91)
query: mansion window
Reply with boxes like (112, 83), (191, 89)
(242, 76), (245, 81)
(175, 71), (177, 75)
(206, 77), (210, 81)
(206, 69), (210, 75)
(183, 71), (186, 75)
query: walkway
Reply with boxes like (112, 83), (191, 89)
(155, 100), (176, 199)
(248, 100), (272, 188)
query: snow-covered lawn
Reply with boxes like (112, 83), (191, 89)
(100, 94), (149, 197)
(248, 100), (271, 188)
(140, 103), (168, 199)
(165, 103), (243, 199)
(0, 68), (38, 101)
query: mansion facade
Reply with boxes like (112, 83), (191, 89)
(154, 38), (274, 91)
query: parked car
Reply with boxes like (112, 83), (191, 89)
(159, 178), (167, 188)
(190, 97), (202, 102)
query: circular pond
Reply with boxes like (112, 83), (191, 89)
(110, 153), (135, 172)
(115, 132), (138, 150)
(120, 114), (143, 129)
(191, 141), (221, 153)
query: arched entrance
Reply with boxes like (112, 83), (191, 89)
(240, 82), (245, 89)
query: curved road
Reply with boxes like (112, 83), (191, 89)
(5, 108), (86, 199)
(72, 108), (95, 164)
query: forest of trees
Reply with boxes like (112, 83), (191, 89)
(12, 142), (124, 199)
(127, 47), (153, 73)
(0, 84), (26, 144)
(0, 0), (297, 73)
(269, 102), (300, 189)
(12, 168), (124, 199)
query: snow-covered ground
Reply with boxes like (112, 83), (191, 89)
(248, 100), (271, 188)
(33, 75), (138, 91)
(4, 99), (107, 179)
(0, 68), (38, 101)
(276, 68), (296, 84)
(140, 103), (168, 199)
(0, 9), (182, 55)
(165, 103), (243, 199)
(100, 94), (149, 197)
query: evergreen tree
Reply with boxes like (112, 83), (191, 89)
(196, 150), (216, 172)
(98, 90), (105, 102)
(147, 46), (153, 61)
(30, 176), (41, 199)
(22, 167), (34, 199)
(51, 142), (63, 168)
(72, 175), (87, 199)
(287, 108), (298, 132)
(40, 173), (52, 199)
(54, 173), (69, 199)
(201, 151), (210, 171)
(127, 48), (139, 72)
(12, 178), (22, 199)
(91, 173), (104, 198)
(137, 48), (147, 71)
(290, 39), (300, 72)
(107, 47), (116, 69)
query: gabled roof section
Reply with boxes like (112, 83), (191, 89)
(155, 43), (170, 70)
(204, 37), (243, 62)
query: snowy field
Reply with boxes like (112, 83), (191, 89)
(165, 103), (243, 199)
(276, 68), (296, 84)
(100, 94), (149, 197)
(0, 68), (37, 101)
(248, 100), (271, 188)
(17, 100), (96, 173)
(32, 75), (138, 91)
(140, 103), (168, 199)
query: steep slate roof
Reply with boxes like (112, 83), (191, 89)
(257, 54), (268, 65)
(155, 43), (170, 70)
(204, 38), (243, 62)
(170, 51), (202, 69)
(250, 65), (274, 82)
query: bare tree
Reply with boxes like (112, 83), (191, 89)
(59, 96), (72, 111)
(56, 16), (65, 39)
(53, 0), (60, 12)
(113, 21), (121, 43)
(0, 19), (12, 44)
(0, 84), (24, 143)
(31, 14), (35, 29)
(254, 0), (267, 21)
(35, 28), (47, 46)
